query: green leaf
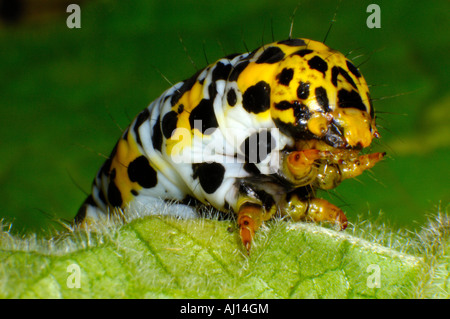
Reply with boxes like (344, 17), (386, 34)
(2, 208), (448, 299)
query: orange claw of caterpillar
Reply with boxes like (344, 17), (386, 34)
(308, 198), (348, 230)
(287, 149), (321, 176)
(237, 204), (263, 253)
(340, 152), (386, 181)
(238, 215), (256, 252)
(239, 217), (254, 252)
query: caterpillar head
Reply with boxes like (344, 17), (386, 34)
(269, 38), (378, 149)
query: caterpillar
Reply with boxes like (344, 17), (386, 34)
(75, 37), (385, 251)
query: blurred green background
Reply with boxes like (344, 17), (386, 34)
(0, 0), (449, 234)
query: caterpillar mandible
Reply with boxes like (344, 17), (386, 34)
(75, 38), (384, 251)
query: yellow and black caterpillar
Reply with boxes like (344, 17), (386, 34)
(76, 38), (384, 251)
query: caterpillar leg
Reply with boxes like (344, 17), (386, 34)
(307, 198), (348, 230)
(285, 149), (385, 190)
(282, 190), (348, 230)
(313, 151), (386, 190)
(338, 152), (386, 181)
(237, 203), (263, 252)
(237, 199), (277, 252)
(281, 149), (322, 186)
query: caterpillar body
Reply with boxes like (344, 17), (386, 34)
(75, 38), (384, 251)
